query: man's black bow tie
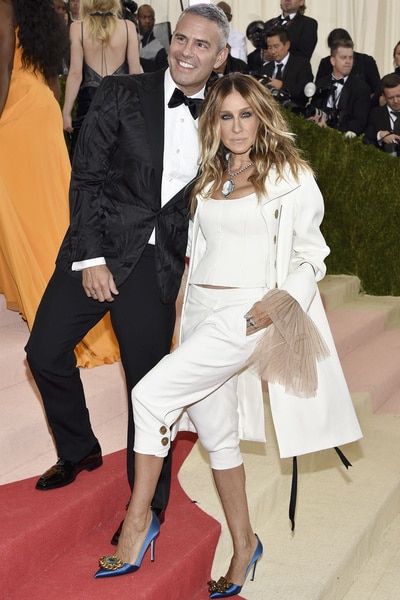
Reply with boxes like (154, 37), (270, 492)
(168, 88), (203, 119)
(332, 77), (345, 85)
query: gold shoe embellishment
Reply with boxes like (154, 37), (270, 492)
(98, 554), (124, 570)
(207, 576), (233, 593)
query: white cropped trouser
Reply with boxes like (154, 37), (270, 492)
(132, 284), (266, 470)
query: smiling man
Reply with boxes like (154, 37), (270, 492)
(25, 3), (228, 543)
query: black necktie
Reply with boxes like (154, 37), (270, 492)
(391, 111), (400, 119)
(275, 63), (284, 80)
(168, 88), (203, 119)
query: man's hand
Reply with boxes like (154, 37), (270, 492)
(268, 78), (283, 90)
(82, 265), (119, 302)
(245, 301), (272, 336)
(380, 130), (400, 145)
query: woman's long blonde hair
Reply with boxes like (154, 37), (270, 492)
(191, 73), (311, 213)
(80, 0), (121, 43)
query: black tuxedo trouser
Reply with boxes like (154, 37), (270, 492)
(25, 245), (175, 512)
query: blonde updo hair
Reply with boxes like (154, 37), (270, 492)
(80, 0), (121, 43)
(191, 73), (310, 213)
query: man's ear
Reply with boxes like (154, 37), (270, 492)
(214, 46), (230, 70)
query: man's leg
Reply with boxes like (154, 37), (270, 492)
(26, 268), (110, 477)
(109, 246), (175, 511)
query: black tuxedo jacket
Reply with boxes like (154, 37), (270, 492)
(316, 52), (381, 95)
(312, 73), (370, 135)
(260, 53), (313, 106)
(57, 69), (192, 304)
(363, 105), (396, 146)
(247, 49), (264, 72)
(265, 13), (318, 60)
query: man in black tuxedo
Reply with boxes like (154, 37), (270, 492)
(25, 3), (229, 528)
(308, 39), (370, 136)
(363, 73), (400, 155)
(265, 0), (318, 61)
(259, 26), (313, 108)
(316, 28), (381, 104)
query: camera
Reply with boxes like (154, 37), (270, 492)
(256, 75), (305, 115)
(247, 23), (268, 50)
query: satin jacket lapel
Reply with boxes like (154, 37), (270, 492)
(136, 69), (166, 197)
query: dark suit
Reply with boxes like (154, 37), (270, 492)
(363, 105), (400, 152)
(265, 12), (318, 60)
(316, 52), (381, 96)
(247, 49), (265, 72)
(311, 73), (370, 135)
(259, 53), (313, 107)
(207, 54), (249, 89)
(26, 69), (194, 510)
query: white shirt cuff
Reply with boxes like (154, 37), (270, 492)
(71, 257), (106, 271)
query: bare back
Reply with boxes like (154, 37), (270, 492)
(70, 18), (140, 77)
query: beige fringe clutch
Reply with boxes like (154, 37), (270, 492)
(247, 289), (330, 397)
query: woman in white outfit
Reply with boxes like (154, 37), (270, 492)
(94, 73), (362, 598)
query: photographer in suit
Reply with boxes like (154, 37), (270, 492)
(308, 39), (370, 136)
(246, 21), (270, 72)
(363, 73), (400, 156)
(265, 0), (317, 61)
(316, 28), (381, 106)
(25, 3), (229, 540)
(258, 26), (313, 109)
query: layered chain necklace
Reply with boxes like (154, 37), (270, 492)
(221, 153), (254, 198)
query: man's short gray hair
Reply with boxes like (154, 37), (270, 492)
(177, 3), (230, 51)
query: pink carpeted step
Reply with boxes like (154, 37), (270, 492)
(0, 294), (23, 328)
(341, 329), (400, 412)
(0, 319), (30, 391)
(1, 433), (221, 600)
(326, 309), (388, 361)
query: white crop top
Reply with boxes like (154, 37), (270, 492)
(190, 194), (269, 287)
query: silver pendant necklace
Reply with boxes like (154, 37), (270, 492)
(221, 153), (254, 198)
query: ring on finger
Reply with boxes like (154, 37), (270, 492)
(244, 313), (257, 327)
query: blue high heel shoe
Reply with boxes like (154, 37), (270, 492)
(208, 534), (263, 598)
(94, 511), (160, 578)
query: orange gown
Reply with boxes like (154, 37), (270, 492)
(0, 45), (120, 367)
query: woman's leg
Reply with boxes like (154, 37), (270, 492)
(187, 379), (259, 586)
(113, 453), (164, 564)
(212, 465), (259, 586)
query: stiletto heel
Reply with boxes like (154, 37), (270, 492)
(208, 533), (263, 598)
(94, 511), (160, 578)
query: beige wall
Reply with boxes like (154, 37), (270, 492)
(147, 0), (400, 78)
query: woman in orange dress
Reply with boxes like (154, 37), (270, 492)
(0, 0), (120, 367)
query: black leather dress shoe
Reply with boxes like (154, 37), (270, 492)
(110, 507), (165, 546)
(35, 442), (103, 490)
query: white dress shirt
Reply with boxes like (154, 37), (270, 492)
(73, 69), (202, 270)
(228, 28), (248, 63)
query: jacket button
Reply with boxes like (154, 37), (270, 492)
(274, 235), (277, 244)
(274, 209), (279, 219)
(159, 426), (167, 435)
(161, 437), (169, 446)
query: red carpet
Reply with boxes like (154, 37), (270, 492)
(1, 433), (242, 600)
